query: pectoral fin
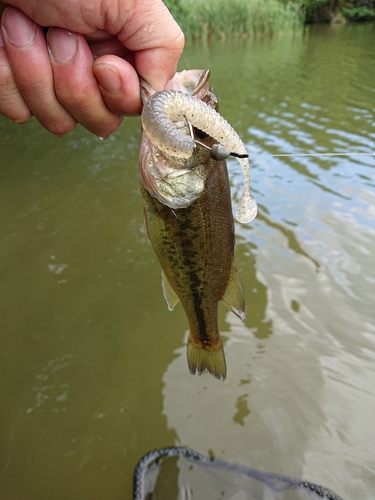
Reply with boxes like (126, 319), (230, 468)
(221, 265), (246, 321)
(161, 271), (180, 311)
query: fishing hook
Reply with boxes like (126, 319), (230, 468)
(182, 113), (246, 160)
(194, 140), (247, 161)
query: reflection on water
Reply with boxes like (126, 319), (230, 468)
(1, 23), (375, 500)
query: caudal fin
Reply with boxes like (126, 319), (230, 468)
(187, 336), (226, 381)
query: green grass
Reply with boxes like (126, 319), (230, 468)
(165, 0), (305, 38)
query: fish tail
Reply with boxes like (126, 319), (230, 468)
(187, 335), (226, 381)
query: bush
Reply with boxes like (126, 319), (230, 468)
(301, 0), (340, 23)
(300, 0), (375, 22)
(163, 0), (304, 38)
(341, 6), (375, 20)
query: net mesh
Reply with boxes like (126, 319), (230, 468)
(133, 446), (343, 500)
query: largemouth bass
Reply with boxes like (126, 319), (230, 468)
(139, 70), (256, 380)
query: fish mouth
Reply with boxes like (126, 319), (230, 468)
(139, 78), (155, 104)
(167, 69), (210, 98)
(140, 69), (212, 105)
(139, 69), (221, 209)
(140, 68), (257, 224)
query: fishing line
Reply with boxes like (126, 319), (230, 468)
(245, 152), (375, 158)
(194, 141), (375, 161)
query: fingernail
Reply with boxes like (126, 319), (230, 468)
(2, 7), (37, 47)
(93, 63), (122, 94)
(47, 28), (78, 64)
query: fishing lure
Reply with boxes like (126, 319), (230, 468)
(141, 90), (257, 223)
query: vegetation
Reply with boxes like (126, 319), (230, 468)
(341, 5), (375, 21)
(164, 0), (304, 38)
(281, 0), (375, 23)
(164, 0), (375, 38)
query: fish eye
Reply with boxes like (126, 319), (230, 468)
(193, 127), (208, 140)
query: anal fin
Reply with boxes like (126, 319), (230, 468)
(221, 264), (246, 321)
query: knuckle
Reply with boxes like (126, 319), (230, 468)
(43, 115), (77, 136)
(173, 29), (185, 53)
(13, 113), (32, 125)
(51, 81), (123, 136)
(92, 115), (123, 137)
(55, 83), (90, 108)
(0, 98), (32, 124)
(105, 97), (141, 117)
(0, 71), (32, 123)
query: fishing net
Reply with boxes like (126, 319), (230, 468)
(133, 446), (343, 500)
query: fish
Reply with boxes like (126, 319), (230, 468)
(139, 69), (257, 380)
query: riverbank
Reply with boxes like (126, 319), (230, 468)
(164, 0), (375, 38)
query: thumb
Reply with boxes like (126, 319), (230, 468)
(117, 0), (185, 91)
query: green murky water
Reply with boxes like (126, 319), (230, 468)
(1, 23), (374, 500)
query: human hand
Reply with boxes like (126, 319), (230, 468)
(0, 0), (184, 136)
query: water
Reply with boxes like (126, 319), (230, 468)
(1, 23), (374, 500)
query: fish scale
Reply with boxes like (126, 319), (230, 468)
(140, 155), (234, 380)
